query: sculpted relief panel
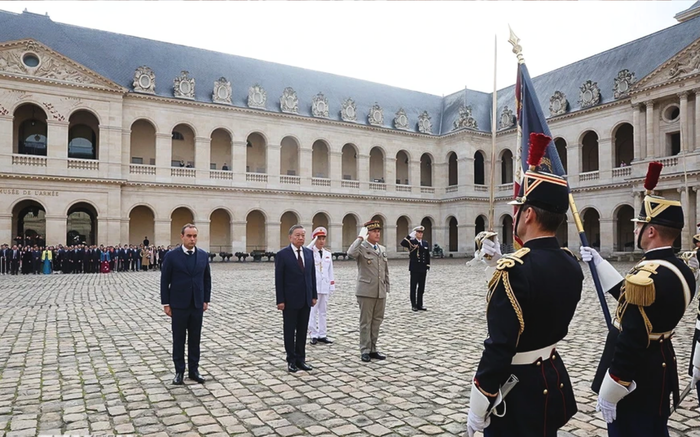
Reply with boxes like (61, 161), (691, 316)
(453, 105), (477, 130)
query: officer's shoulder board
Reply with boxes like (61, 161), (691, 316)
(561, 247), (577, 259)
(487, 247), (530, 341)
(495, 247), (530, 271)
(623, 259), (692, 308)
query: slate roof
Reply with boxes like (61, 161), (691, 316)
(0, 9), (699, 136)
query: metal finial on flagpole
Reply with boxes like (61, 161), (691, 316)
(508, 25), (525, 64)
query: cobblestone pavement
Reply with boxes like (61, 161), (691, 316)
(1, 258), (700, 437)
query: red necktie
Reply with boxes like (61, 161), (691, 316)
(297, 249), (304, 270)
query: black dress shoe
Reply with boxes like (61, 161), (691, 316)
(317, 337), (333, 344)
(418, 307), (427, 311)
(188, 371), (205, 383)
(172, 372), (184, 385)
(412, 306), (418, 312)
(361, 353), (371, 362)
(296, 361), (313, 371)
(310, 337), (318, 345)
(288, 362), (298, 373)
(369, 352), (386, 360)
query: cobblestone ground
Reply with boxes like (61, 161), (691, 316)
(1, 258), (699, 437)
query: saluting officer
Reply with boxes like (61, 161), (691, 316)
(400, 225), (431, 311)
(468, 134), (583, 437)
(581, 161), (696, 437)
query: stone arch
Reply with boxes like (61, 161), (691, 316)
(474, 150), (486, 185)
(11, 199), (47, 246)
(500, 149), (514, 184)
(342, 213), (361, 251)
(67, 201), (99, 245)
(500, 214), (513, 247)
(613, 204), (635, 252)
(420, 153), (433, 187)
(312, 140), (330, 179)
(581, 207), (601, 249)
(280, 210), (301, 248)
(447, 151), (458, 186)
(13, 102), (48, 156)
(447, 216), (458, 252)
(171, 123), (196, 168)
(130, 119), (156, 166)
(170, 207), (195, 246)
(369, 146), (385, 182)
(342, 143), (358, 181)
(420, 216), (434, 244)
(554, 137), (568, 174)
(280, 136), (300, 176)
(68, 109), (100, 160)
(396, 150), (410, 185)
(581, 130), (599, 173)
(210, 208), (232, 253)
(612, 122), (634, 167)
(246, 209), (266, 252)
(396, 215), (410, 251)
(211, 128), (232, 171)
(129, 205), (155, 246)
(475, 214), (487, 250)
(246, 132), (267, 174)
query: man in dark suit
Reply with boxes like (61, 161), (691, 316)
(10, 245), (20, 274)
(400, 225), (431, 311)
(275, 225), (317, 373)
(0, 244), (8, 274)
(31, 246), (41, 274)
(161, 223), (212, 385)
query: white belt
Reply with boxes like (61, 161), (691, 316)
(612, 319), (673, 341)
(511, 343), (557, 365)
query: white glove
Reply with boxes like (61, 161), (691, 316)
(358, 227), (368, 241)
(692, 366), (700, 387)
(480, 237), (501, 267)
(409, 231), (417, 239)
(596, 396), (617, 423)
(580, 246), (603, 266)
(466, 409), (490, 437)
(688, 255), (699, 271)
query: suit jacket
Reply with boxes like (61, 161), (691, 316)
(160, 246), (212, 309)
(275, 245), (317, 309)
(400, 235), (431, 272)
(347, 238), (390, 298)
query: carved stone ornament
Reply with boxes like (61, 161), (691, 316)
(248, 84), (267, 109)
(549, 91), (568, 116)
(499, 106), (515, 130)
(417, 111), (432, 134)
(132, 66), (156, 94)
(212, 77), (232, 104)
(669, 48), (700, 79)
(368, 103), (384, 126)
(340, 98), (357, 122)
(280, 87), (299, 114)
(394, 108), (410, 130)
(452, 105), (478, 130)
(613, 69), (636, 99)
(311, 92), (329, 118)
(173, 71), (195, 100)
(578, 80), (601, 109)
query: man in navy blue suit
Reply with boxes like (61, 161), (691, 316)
(276, 225), (318, 373)
(161, 223), (212, 385)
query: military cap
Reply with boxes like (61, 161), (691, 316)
(364, 220), (381, 231)
(632, 162), (683, 230)
(312, 227), (327, 238)
(413, 226), (425, 232)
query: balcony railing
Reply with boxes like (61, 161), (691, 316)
(580, 171), (599, 181)
(341, 180), (359, 189)
(369, 182), (386, 191)
(12, 154), (47, 167)
(246, 172), (268, 183)
(475, 185), (488, 192)
(68, 158), (99, 170)
(445, 185), (458, 193)
(130, 164), (156, 175)
(210, 170), (233, 180)
(171, 167), (195, 178)
(498, 183), (514, 192)
(396, 184), (412, 193)
(420, 186), (435, 194)
(311, 177), (331, 187)
(612, 166), (631, 178)
(280, 175), (301, 185)
(658, 156), (678, 167)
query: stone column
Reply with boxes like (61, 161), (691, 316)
(155, 133), (172, 182)
(358, 153), (370, 190)
(694, 89), (700, 152)
(645, 101), (655, 159)
(599, 136), (613, 180)
(460, 223), (474, 255)
(633, 191), (642, 218)
(434, 161), (447, 192)
(567, 143), (580, 185)
(680, 187), (690, 249)
(266, 221), (280, 252)
(409, 159), (421, 188)
(632, 104), (641, 161)
(568, 220), (580, 252)
(0, 115), (12, 169)
(458, 155), (469, 192)
(196, 219), (211, 252)
(100, 124), (124, 179)
(330, 151), (342, 188)
(0, 213), (11, 247)
(194, 136), (211, 181)
(231, 220), (246, 253)
(119, 218), (129, 246)
(329, 222), (343, 253)
(46, 120), (69, 174)
(45, 215), (67, 247)
(433, 225), (447, 255)
(299, 146), (312, 188)
(679, 92), (689, 154)
(267, 144), (280, 186)
(154, 218), (171, 247)
(386, 156), (396, 192)
(232, 140), (247, 184)
(121, 128), (131, 176)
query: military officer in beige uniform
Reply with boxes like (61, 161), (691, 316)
(347, 220), (390, 362)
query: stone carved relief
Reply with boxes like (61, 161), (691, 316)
(394, 108), (410, 130)
(499, 106), (515, 129)
(340, 98), (357, 122)
(578, 80), (601, 108)
(452, 105), (477, 130)
(0, 103), (8, 116)
(173, 71), (195, 100)
(133, 66), (156, 94)
(549, 91), (568, 116)
(613, 69), (635, 99)
(368, 103), (384, 126)
(280, 87), (299, 114)
(212, 77), (231, 104)
(669, 48), (700, 78)
(311, 92), (329, 118)
(42, 102), (65, 121)
(417, 111), (432, 134)
(248, 84), (267, 109)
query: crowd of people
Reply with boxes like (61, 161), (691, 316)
(0, 236), (172, 275)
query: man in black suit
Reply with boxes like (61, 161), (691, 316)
(10, 245), (20, 274)
(143, 236), (150, 247)
(400, 225), (431, 311)
(0, 244), (8, 274)
(31, 246), (41, 274)
(161, 223), (212, 385)
(275, 225), (317, 373)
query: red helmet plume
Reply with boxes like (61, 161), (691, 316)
(643, 161), (663, 193)
(527, 132), (551, 170)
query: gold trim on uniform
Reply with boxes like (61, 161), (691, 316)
(622, 262), (659, 307)
(561, 247), (577, 259)
(487, 248), (530, 345)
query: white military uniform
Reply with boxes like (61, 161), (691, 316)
(308, 244), (335, 340)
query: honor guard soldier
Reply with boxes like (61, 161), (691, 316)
(468, 133), (583, 437)
(581, 162), (696, 437)
(307, 227), (336, 345)
(401, 225), (431, 311)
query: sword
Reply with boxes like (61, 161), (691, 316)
(487, 374), (520, 417)
(670, 381), (699, 414)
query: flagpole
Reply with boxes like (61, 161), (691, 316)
(488, 35), (498, 232)
(508, 27), (612, 330)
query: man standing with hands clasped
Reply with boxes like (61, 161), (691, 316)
(275, 225), (317, 373)
(161, 224), (211, 385)
(348, 220), (390, 363)
(401, 225), (431, 311)
(307, 227), (336, 345)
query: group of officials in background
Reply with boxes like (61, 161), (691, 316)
(0, 239), (170, 275)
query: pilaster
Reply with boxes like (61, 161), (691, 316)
(645, 101), (655, 159)
(155, 133), (172, 182)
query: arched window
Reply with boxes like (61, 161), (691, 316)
(501, 150), (513, 184)
(68, 124), (97, 159)
(581, 131), (599, 172)
(554, 138), (568, 174)
(14, 103), (48, 156)
(448, 152), (458, 186)
(614, 124), (634, 167)
(474, 151), (485, 185)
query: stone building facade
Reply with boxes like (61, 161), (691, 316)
(1, 5), (700, 256)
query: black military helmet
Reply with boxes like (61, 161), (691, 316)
(632, 162), (683, 230)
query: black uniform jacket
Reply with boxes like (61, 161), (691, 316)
(475, 237), (583, 435)
(400, 235), (430, 273)
(594, 247), (695, 417)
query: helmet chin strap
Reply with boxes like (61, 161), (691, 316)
(513, 205), (524, 242)
(636, 223), (648, 251)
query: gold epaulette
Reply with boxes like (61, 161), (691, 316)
(561, 247), (578, 260)
(622, 262), (659, 306)
(494, 247), (531, 271)
(486, 247), (530, 344)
